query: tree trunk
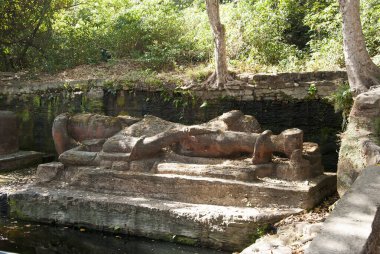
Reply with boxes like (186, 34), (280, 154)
(17, 0), (51, 69)
(340, 0), (380, 96)
(205, 0), (228, 88)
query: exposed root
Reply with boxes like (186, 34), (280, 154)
(199, 72), (243, 90)
(180, 71), (246, 90)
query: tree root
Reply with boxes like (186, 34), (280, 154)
(199, 71), (245, 90)
(180, 71), (246, 90)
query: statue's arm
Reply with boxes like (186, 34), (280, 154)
(129, 125), (219, 160)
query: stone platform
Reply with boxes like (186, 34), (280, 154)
(48, 166), (336, 209)
(0, 151), (43, 171)
(8, 186), (302, 251)
(7, 162), (336, 251)
(5, 111), (338, 251)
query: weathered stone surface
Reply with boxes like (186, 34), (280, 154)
(53, 113), (127, 155)
(303, 142), (323, 176)
(337, 87), (380, 195)
(156, 162), (258, 181)
(46, 167), (336, 209)
(240, 222), (323, 254)
(1, 71), (347, 102)
(0, 111), (19, 155)
(241, 242), (292, 254)
(36, 162), (64, 183)
(11, 110), (337, 251)
(275, 150), (312, 181)
(7, 186), (302, 251)
(0, 151), (43, 171)
(59, 147), (99, 166)
(0, 111), (44, 170)
(205, 110), (262, 133)
(306, 166), (380, 254)
(60, 111), (314, 163)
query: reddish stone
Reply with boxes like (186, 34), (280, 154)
(0, 111), (19, 155)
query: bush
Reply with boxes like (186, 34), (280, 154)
(0, 0), (71, 71)
(326, 82), (353, 129)
(1, 0), (379, 73)
(37, 0), (204, 71)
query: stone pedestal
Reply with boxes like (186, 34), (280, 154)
(8, 163), (336, 251)
(0, 111), (43, 170)
(0, 111), (19, 155)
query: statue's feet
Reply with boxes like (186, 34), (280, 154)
(252, 130), (274, 165)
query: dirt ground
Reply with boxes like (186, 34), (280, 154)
(0, 59), (211, 88)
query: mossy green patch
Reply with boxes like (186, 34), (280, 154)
(249, 224), (271, 243)
(374, 117), (380, 139)
(116, 95), (126, 107)
(172, 235), (198, 246)
(8, 198), (30, 220)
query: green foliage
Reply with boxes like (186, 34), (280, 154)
(1, 0), (379, 73)
(250, 224), (272, 243)
(113, 0), (194, 69)
(361, 0), (380, 57)
(229, 0), (300, 66)
(326, 82), (353, 115)
(304, 0), (379, 70)
(103, 80), (122, 95)
(185, 65), (213, 82)
(326, 82), (353, 128)
(307, 83), (318, 98)
(0, 0), (72, 71)
(48, 0), (209, 71)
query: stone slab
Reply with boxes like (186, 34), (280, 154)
(0, 151), (43, 171)
(7, 186), (302, 251)
(0, 111), (19, 155)
(306, 166), (380, 254)
(53, 167), (336, 209)
(36, 162), (64, 183)
(156, 162), (258, 181)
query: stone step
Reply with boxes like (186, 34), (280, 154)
(0, 151), (43, 171)
(59, 167), (336, 209)
(156, 162), (260, 181)
(7, 186), (302, 251)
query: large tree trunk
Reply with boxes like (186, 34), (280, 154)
(340, 0), (380, 96)
(337, 0), (380, 196)
(205, 0), (228, 88)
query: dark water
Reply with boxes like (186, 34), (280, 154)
(0, 217), (226, 254)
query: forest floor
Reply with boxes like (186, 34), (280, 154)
(0, 59), (214, 88)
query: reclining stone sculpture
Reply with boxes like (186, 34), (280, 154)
(9, 111), (337, 252)
(52, 110), (323, 181)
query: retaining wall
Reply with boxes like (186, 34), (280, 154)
(0, 71), (347, 101)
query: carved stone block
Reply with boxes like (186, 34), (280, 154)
(0, 111), (19, 155)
